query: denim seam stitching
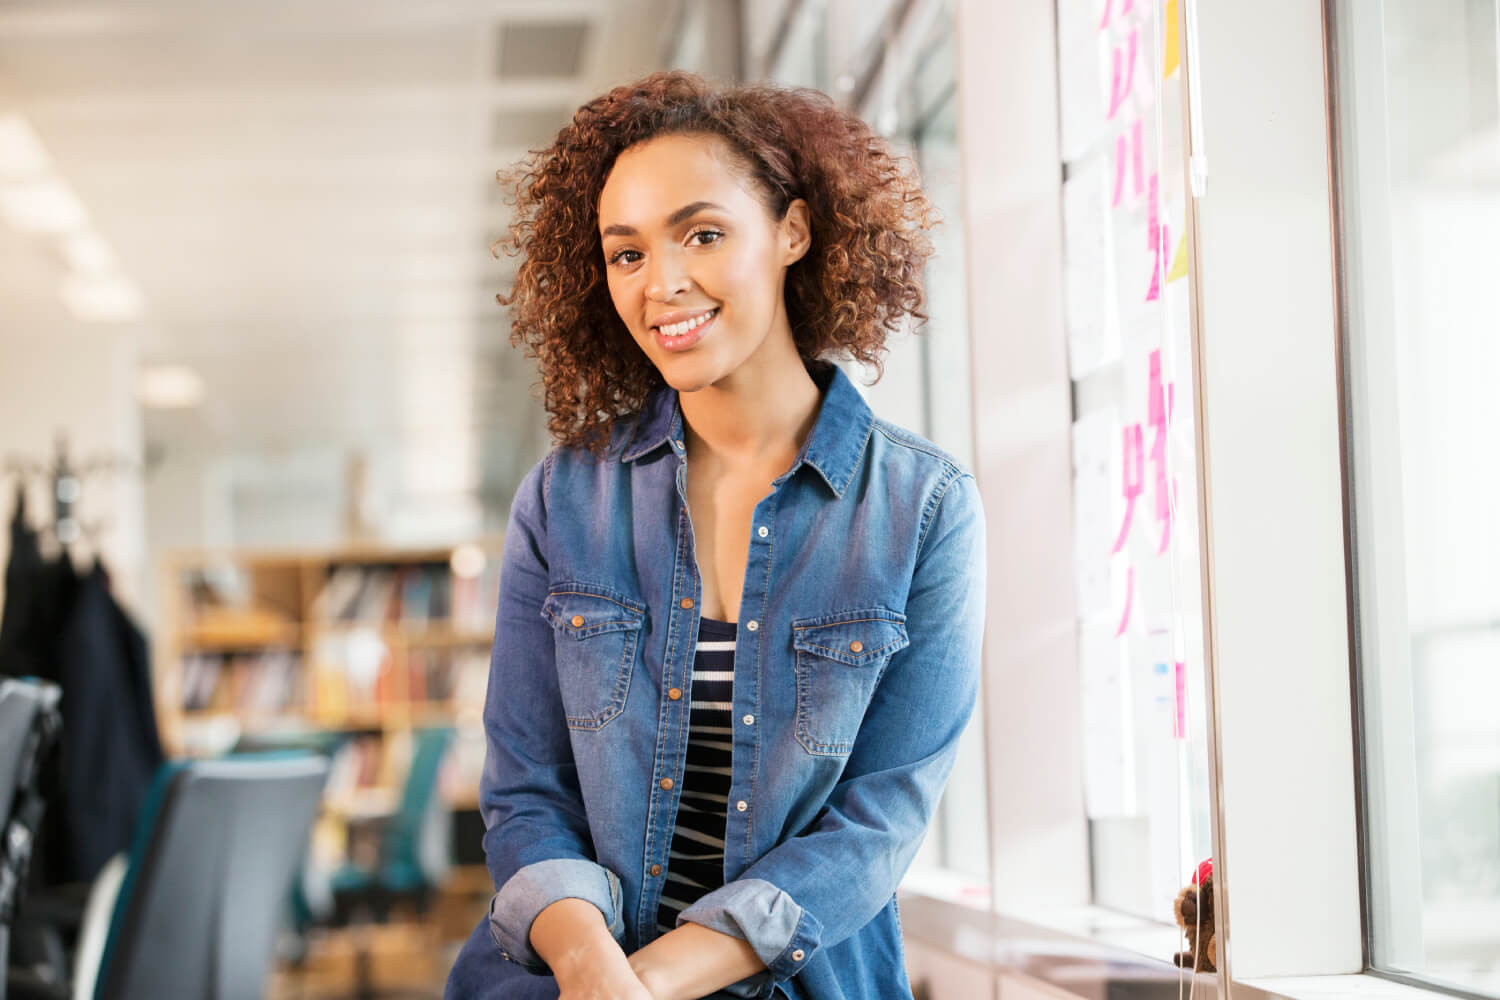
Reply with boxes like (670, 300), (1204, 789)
(662, 503), (691, 927)
(747, 492), (776, 867)
(915, 469), (968, 560)
(872, 419), (966, 475)
(545, 589), (647, 612)
(832, 414), (876, 497)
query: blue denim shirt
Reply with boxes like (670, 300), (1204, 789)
(445, 361), (986, 1000)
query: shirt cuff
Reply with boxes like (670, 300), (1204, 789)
(676, 878), (823, 989)
(487, 858), (624, 971)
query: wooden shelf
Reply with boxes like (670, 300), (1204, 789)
(158, 540), (498, 855)
(303, 622), (493, 647)
(177, 620), (301, 650)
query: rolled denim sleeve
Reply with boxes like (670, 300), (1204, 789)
(677, 471), (986, 989)
(481, 453), (626, 972)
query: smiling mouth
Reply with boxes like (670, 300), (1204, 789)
(654, 308), (718, 337)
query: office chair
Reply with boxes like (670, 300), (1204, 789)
(9, 753), (328, 1000)
(0, 679), (63, 1000)
(329, 727), (455, 998)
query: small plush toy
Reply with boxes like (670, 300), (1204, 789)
(1172, 858), (1217, 972)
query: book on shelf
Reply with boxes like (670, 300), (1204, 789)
(180, 649), (303, 715)
(311, 562), (462, 627)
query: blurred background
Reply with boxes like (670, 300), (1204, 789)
(1, 0), (1498, 998)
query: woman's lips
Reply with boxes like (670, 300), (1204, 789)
(653, 308), (718, 352)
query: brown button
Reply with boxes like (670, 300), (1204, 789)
(570, 615), (584, 627)
(849, 640), (863, 653)
(668, 688), (682, 700)
(650, 864), (662, 876)
(680, 597), (694, 609)
(659, 777), (674, 790)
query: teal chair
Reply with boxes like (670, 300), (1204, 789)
(329, 727), (455, 999)
(9, 753), (328, 1000)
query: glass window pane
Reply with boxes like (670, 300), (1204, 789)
(1056, 0), (1214, 922)
(1337, 0), (1500, 994)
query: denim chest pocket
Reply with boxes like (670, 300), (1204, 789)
(542, 584), (647, 731)
(791, 608), (910, 756)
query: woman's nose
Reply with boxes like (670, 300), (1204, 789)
(644, 250), (690, 301)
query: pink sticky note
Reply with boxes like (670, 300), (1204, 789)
(1111, 423), (1145, 553)
(1146, 173), (1160, 251)
(1116, 565), (1135, 638)
(1130, 119), (1145, 198)
(1112, 118), (1146, 208)
(1147, 223), (1168, 302)
(1146, 350), (1172, 552)
(1173, 660), (1187, 739)
(1107, 28), (1140, 119)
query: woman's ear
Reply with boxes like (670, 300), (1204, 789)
(780, 197), (812, 265)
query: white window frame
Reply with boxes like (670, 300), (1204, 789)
(1182, 0), (1365, 986)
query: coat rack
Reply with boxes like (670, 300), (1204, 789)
(3, 432), (137, 555)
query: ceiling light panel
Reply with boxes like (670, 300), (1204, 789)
(495, 20), (590, 79)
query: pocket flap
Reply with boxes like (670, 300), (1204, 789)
(542, 585), (646, 639)
(792, 609), (909, 666)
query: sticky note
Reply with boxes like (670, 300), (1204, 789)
(1164, 0), (1181, 78)
(1167, 230), (1189, 282)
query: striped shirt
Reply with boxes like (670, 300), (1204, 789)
(655, 615), (736, 934)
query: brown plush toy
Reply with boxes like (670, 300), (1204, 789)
(1172, 859), (1217, 972)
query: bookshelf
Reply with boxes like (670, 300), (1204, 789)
(157, 542), (501, 839)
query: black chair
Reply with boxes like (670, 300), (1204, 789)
(9, 753), (328, 1000)
(0, 679), (63, 1000)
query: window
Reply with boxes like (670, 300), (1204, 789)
(1056, 0), (1214, 922)
(1337, 1), (1500, 995)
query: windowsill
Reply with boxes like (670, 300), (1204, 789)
(896, 889), (1218, 999)
(1237, 975), (1487, 1000)
(898, 890), (1473, 1000)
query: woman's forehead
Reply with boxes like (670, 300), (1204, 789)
(599, 134), (759, 228)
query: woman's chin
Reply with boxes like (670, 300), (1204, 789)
(654, 353), (724, 393)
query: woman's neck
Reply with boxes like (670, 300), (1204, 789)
(678, 341), (822, 473)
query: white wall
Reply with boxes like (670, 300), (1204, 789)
(0, 326), (146, 618)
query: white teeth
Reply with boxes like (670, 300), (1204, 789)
(660, 309), (715, 338)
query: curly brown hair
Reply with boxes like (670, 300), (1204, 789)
(494, 70), (936, 455)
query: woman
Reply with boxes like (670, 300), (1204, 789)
(445, 71), (986, 1000)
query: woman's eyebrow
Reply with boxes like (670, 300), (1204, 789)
(601, 201), (726, 238)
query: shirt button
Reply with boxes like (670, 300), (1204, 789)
(570, 615), (584, 627)
(650, 864), (662, 876)
(757, 526), (769, 538)
(736, 800), (747, 812)
(746, 620), (759, 632)
(675, 439), (684, 450)
(680, 597), (694, 609)
(742, 714), (754, 725)
(668, 688), (682, 700)
(659, 777), (674, 790)
(849, 640), (863, 653)
(791, 949), (805, 962)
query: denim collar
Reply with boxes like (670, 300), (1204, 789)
(620, 360), (875, 499)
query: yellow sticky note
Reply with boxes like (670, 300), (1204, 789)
(1167, 231), (1189, 282)
(1164, 0), (1181, 78)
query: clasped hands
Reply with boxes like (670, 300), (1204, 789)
(535, 897), (765, 1000)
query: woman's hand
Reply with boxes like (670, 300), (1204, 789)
(532, 898), (657, 1000)
(627, 922), (767, 1000)
(554, 949), (657, 1000)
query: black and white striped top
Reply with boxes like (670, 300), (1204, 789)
(655, 615), (736, 934)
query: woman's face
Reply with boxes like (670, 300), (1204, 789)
(597, 133), (809, 392)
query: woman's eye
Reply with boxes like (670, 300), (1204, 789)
(688, 229), (723, 247)
(610, 249), (642, 266)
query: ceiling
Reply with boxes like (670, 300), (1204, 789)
(0, 0), (688, 528)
